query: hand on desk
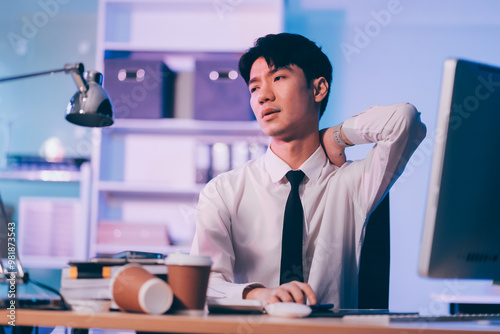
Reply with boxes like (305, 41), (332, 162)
(244, 281), (317, 306)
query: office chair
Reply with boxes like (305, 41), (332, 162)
(358, 193), (390, 309)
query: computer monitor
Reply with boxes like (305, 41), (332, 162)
(418, 58), (500, 280)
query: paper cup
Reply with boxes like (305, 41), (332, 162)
(165, 253), (212, 313)
(111, 264), (173, 314)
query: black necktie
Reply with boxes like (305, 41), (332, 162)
(280, 170), (305, 285)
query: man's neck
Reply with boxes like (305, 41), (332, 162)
(270, 132), (320, 170)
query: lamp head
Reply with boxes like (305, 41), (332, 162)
(65, 70), (114, 127)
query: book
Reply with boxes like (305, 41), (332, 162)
(60, 263), (168, 306)
(60, 286), (112, 300)
(66, 261), (125, 279)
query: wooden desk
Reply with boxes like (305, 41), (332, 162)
(1, 309), (500, 334)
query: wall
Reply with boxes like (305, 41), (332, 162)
(0, 0), (98, 160)
(285, 0), (500, 313)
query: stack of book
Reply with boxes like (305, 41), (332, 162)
(60, 252), (167, 312)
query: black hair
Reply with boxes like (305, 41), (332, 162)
(239, 33), (333, 118)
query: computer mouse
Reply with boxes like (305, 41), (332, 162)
(264, 302), (312, 318)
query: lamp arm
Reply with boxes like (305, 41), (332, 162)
(0, 67), (67, 83)
(0, 63), (88, 94)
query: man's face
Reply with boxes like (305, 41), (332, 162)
(248, 57), (320, 142)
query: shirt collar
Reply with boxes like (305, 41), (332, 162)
(265, 145), (328, 185)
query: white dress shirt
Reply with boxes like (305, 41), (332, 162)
(191, 102), (426, 308)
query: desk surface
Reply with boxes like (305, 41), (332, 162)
(2, 309), (500, 334)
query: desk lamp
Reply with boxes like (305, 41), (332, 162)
(0, 64), (113, 308)
(0, 63), (114, 127)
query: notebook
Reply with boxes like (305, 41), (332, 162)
(0, 193), (64, 309)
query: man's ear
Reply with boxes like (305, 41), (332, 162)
(313, 77), (329, 103)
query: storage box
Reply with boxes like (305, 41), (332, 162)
(194, 55), (254, 121)
(104, 59), (175, 119)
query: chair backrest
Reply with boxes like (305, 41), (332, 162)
(357, 193), (390, 309)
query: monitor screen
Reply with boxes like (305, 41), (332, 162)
(418, 59), (500, 280)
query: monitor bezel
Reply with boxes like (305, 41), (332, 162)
(418, 58), (500, 280)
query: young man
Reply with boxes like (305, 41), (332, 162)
(191, 33), (426, 308)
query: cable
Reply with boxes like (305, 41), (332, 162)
(26, 273), (70, 310)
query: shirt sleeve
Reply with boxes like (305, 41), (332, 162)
(190, 176), (264, 299)
(341, 102), (427, 216)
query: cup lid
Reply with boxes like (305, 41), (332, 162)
(165, 252), (212, 266)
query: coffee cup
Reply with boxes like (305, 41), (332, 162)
(165, 253), (212, 314)
(111, 264), (173, 314)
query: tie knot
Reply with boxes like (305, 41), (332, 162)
(286, 170), (305, 188)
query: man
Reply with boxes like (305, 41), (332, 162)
(191, 33), (426, 308)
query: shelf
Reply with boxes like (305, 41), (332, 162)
(103, 118), (267, 138)
(20, 255), (78, 269)
(95, 244), (191, 256)
(89, 0), (282, 259)
(98, 181), (202, 198)
(0, 170), (81, 182)
(99, 0), (283, 54)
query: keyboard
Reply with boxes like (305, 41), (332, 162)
(342, 313), (500, 323)
(390, 313), (500, 322)
(309, 309), (417, 318)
